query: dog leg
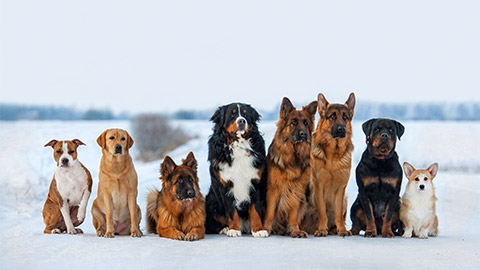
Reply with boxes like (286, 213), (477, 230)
(288, 200), (308, 238)
(364, 202), (377, 238)
(428, 215), (438, 237)
(77, 188), (90, 224)
(128, 193), (142, 237)
(314, 182), (328, 237)
(334, 187), (351, 237)
(264, 186), (280, 235)
(227, 209), (242, 237)
(185, 226), (205, 241)
(59, 202), (76, 234)
(91, 201), (106, 237)
(249, 204), (268, 238)
(103, 194), (115, 238)
(158, 227), (186, 240)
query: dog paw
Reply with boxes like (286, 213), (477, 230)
(338, 229), (352, 237)
(364, 230), (377, 238)
(184, 232), (200, 241)
(104, 231), (115, 238)
(219, 227), (229, 235)
(96, 230), (105, 237)
(226, 229), (242, 237)
(172, 231), (186, 240)
(130, 229), (142, 238)
(67, 228), (77, 235)
(382, 230), (395, 238)
(428, 232), (437, 237)
(252, 230), (269, 238)
(402, 232), (412, 238)
(418, 234), (428, 239)
(314, 229), (327, 237)
(75, 228), (83, 234)
(52, 228), (62, 234)
(291, 230), (308, 238)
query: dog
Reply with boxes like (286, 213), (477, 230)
(309, 93), (355, 237)
(91, 128), (142, 238)
(43, 139), (92, 234)
(263, 97), (317, 238)
(146, 152), (205, 241)
(204, 102), (268, 238)
(400, 162), (439, 239)
(350, 118), (405, 237)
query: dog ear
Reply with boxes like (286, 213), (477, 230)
(345, 92), (356, 115)
(317, 93), (329, 115)
(72, 139), (86, 147)
(303, 101), (318, 116)
(44, 139), (58, 148)
(427, 163), (439, 179)
(249, 105), (261, 124)
(394, 120), (405, 140)
(210, 106), (225, 127)
(403, 162), (416, 179)
(183, 152), (197, 171)
(161, 156), (177, 181)
(97, 130), (108, 149)
(125, 131), (134, 149)
(280, 97), (295, 119)
(362, 119), (377, 137)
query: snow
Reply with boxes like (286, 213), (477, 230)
(0, 120), (479, 269)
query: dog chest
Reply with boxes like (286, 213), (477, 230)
(55, 161), (88, 205)
(219, 138), (259, 206)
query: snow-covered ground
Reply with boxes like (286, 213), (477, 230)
(0, 120), (479, 269)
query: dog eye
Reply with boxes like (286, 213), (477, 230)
(56, 150), (62, 154)
(424, 177), (428, 181)
(121, 137), (126, 141)
(68, 150), (74, 154)
(291, 119), (298, 126)
(343, 114), (348, 121)
(109, 136), (115, 140)
(415, 177), (419, 181)
(304, 120), (308, 126)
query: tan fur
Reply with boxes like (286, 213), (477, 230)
(308, 93), (355, 237)
(91, 129), (142, 238)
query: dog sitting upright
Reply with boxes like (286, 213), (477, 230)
(400, 162), (439, 239)
(146, 152), (205, 241)
(43, 139), (92, 234)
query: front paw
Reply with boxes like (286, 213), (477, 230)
(185, 232), (200, 241)
(226, 229), (242, 237)
(77, 213), (85, 223)
(104, 231), (115, 238)
(171, 231), (185, 240)
(290, 230), (308, 238)
(364, 229), (377, 238)
(67, 228), (77, 235)
(337, 229), (352, 237)
(314, 229), (328, 237)
(382, 230), (395, 238)
(130, 229), (142, 238)
(418, 233), (428, 239)
(252, 230), (269, 238)
(402, 231), (412, 238)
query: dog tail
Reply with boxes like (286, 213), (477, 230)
(146, 188), (160, 234)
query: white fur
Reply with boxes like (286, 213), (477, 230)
(219, 227), (229, 235)
(252, 230), (269, 238)
(226, 229), (242, 237)
(219, 137), (259, 207)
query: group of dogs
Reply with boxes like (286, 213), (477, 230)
(42, 93), (440, 241)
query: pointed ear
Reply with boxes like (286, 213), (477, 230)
(97, 130), (108, 149)
(72, 139), (85, 147)
(210, 106), (225, 127)
(362, 119), (377, 137)
(317, 93), (328, 115)
(427, 163), (439, 179)
(403, 162), (416, 179)
(303, 101), (318, 116)
(345, 92), (356, 115)
(280, 97), (295, 119)
(161, 156), (177, 181)
(394, 120), (405, 140)
(125, 131), (134, 149)
(44, 139), (58, 148)
(183, 152), (197, 171)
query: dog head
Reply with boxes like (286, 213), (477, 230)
(160, 152), (200, 202)
(210, 102), (260, 139)
(45, 139), (85, 168)
(317, 93), (355, 139)
(97, 128), (134, 156)
(279, 97), (317, 144)
(362, 118), (404, 160)
(403, 162), (438, 192)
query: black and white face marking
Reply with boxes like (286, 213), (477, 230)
(235, 104), (248, 134)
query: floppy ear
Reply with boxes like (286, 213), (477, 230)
(125, 131), (134, 149)
(427, 163), (439, 179)
(345, 92), (356, 115)
(161, 156), (177, 181)
(280, 97), (295, 119)
(210, 106), (225, 127)
(303, 101), (318, 116)
(250, 106), (261, 124)
(394, 120), (405, 140)
(97, 130), (108, 149)
(362, 119), (377, 137)
(403, 162), (416, 179)
(44, 139), (58, 148)
(183, 152), (197, 171)
(72, 139), (85, 147)
(317, 93), (329, 115)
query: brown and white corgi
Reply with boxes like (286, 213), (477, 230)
(400, 162), (439, 239)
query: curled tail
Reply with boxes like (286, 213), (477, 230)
(146, 189), (160, 234)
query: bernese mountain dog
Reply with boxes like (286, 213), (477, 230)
(205, 102), (268, 238)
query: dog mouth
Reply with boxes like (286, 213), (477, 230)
(176, 196), (194, 202)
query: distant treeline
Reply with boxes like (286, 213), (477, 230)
(0, 104), (129, 121)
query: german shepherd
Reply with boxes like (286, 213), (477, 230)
(146, 152), (205, 241)
(310, 93), (355, 237)
(264, 97), (317, 238)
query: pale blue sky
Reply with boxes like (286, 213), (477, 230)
(1, 0), (479, 113)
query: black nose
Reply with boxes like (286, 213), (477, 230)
(237, 118), (246, 125)
(61, 158), (69, 165)
(419, 185), (425, 190)
(115, 145), (122, 153)
(381, 132), (389, 138)
(187, 189), (195, 198)
(338, 126), (346, 133)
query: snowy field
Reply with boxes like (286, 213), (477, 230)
(0, 120), (479, 269)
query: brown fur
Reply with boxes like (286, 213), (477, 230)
(146, 152), (205, 241)
(264, 97), (317, 237)
(91, 129), (142, 238)
(308, 93), (355, 237)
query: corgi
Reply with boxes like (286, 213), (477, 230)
(400, 162), (439, 238)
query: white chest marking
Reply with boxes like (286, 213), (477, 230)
(219, 137), (259, 207)
(55, 159), (88, 206)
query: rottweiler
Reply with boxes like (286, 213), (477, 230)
(350, 118), (405, 238)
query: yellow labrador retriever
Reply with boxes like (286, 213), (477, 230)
(91, 128), (142, 238)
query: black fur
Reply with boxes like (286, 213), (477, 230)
(205, 103), (267, 234)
